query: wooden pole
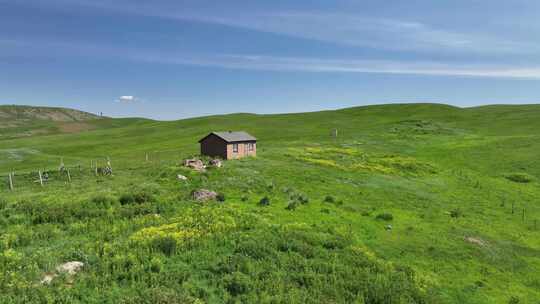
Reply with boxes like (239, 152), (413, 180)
(146, 153), (149, 162)
(67, 169), (72, 182)
(38, 170), (44, 187)
(8, 173), (13, 191)
(95, 161), (98, 176)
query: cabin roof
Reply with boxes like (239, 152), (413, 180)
(199, 131), (257, 143)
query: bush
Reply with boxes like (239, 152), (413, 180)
(450, 209), (462, 218)
(505, 173), (534, 183)
(222, 272), (253, 296)
(508, 296), (520, 304)
(152, 236), (177, 256)
(216, 193), (226, 202)
(133, 190), (155, 204)
(119, 190), (155, 205)
(119, 194), (135, 205)
(298, 194), (309, 204)
(259, 196), (270, 206)
(376, 213), (393, 221)
(286, 201), (299, 211)
(0, 198), (7, 210)
(91, 194), (113, 207)
(324, 195), (336, 203)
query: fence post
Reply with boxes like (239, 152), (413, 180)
(67, 169), (72, 183)
(38, 170), (44, 187)
(8, 173), (13, 191)
(146, 153), (149, 162)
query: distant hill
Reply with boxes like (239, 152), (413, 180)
(0, 105), (111, 139)
(0, 105), (99, 122)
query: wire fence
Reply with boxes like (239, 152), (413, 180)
(0, 149), (194, 193)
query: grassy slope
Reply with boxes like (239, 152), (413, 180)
(0, 105), (143, 140)
(0, 103), (539, 303)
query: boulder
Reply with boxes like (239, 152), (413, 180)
(56, 261), (84, 275)
(41, 261), (84, 285)
(184, 159), (205, 171)
(192, 189), (218, 202)
(209, 159), (222, 168)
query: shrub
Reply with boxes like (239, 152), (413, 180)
(286, 201), (299, 211)
(375, 213), (393, 221)
(0, 198), (7, 210)
(133, 190), (155, 204)
(508, 296), (520, 304)
(152, 236), (177, 256)
(119, 190), (155, 205)
(505, 173), (534, 183)
(450, 209), (462, 218)
(324, 195), (336, 203)
(91, 194), (113, 207)
(259, 196), (270, 206)
(222, 272), (252, 296)
(216, 193), (226, 202)
(360, 210), (371, 217)
(119, 194), (135, 205)
(298, 194), (309, 204)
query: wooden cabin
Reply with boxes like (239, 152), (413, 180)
(199, 131), (257, 160)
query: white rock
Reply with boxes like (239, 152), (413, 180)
(56, 261), (84, 275)
(177, 174), (188, 181)
(40, 273), (57, 285)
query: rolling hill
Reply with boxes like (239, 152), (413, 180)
(0, 103), (538, 303)
(0, 105), (140, 140)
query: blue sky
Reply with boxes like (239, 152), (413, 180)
(1, 0), (540, 120)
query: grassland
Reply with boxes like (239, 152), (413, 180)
(0, 103), (539, 303)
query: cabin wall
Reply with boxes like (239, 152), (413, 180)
(200, 135), (227, 159)
(226, 141), (257, 159)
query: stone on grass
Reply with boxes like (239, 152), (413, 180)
(385, 225), (393, 231)
(209, 159), (222, 168)
(192, 189), (218, 202)
(40, 261), (84, 285)
(177, 174), (188, 181)
(40, 273), (57, 285)
(465, 236), (486, 247)
(56, 261), (84, 275)
(184, 159), (205, 171)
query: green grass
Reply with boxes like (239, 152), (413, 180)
(0, 103), (539, 303)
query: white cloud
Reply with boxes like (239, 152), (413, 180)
(117, 95), (137, 103)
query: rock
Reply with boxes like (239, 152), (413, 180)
(177, 174), (188, 181)
(40, 273), (57, 285)
(40, 261), (84, 285)
(209, 159), (222, 168)
(192, 189), (218, 202)
(385, 225), (393, 231)
(465, 236), (486, 246)
(184, 159), (205, 171)
(56, 261), (84, 275)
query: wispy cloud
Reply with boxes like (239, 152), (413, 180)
(12, 0), (538, 54)
(132, 53), (540, 79)
(3, 35), (540, 79)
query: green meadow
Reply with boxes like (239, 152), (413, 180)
(0, 103), (539, 303)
